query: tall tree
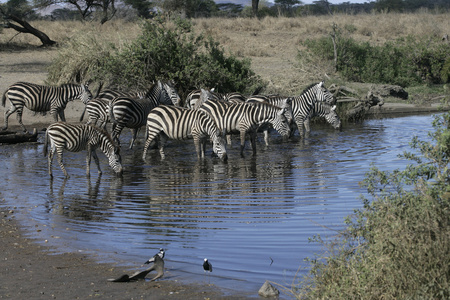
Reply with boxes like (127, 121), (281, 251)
(252, 0), (259, 16)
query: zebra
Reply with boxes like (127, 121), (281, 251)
(43, 122), (123, 178)
(142, 105), (227, 161)
(288, 81), (336, 138)
(2, 82), (92, 132)
(109, 81), (174, 149)
(246, 95), (293, 145)
(303, 101), (341, 134)
(81, 82), (180, 129)
(199, 97), (291, 157)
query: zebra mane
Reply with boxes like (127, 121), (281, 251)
(301, 82), (322, 95)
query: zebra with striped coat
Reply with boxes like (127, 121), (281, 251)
(44, 122), (123, 178)
(304, 101), (341, 133)
(185, 89), (246, 109)
(142, 105), (228, 161)
(82, 82), (180, 130)
(109, 81), (176, 149)
(246, 95), (293, 145)
(199, 97), (291, 157)
(2, 82), (92, 132)
(289, 81), (336, 138)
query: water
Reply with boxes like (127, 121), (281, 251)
(0, 113), (438, 297)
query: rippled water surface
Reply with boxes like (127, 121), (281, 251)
(0, 113), (438, 297)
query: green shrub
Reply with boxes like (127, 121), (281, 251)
(96, 17), (263, 99)
(48, 17), (264, 100)
(301, 30), (450, 87)
(288, 112), (450, 299)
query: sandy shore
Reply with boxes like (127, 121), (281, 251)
(0, 202), (250, 299)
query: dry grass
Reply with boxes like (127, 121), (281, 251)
(1, 12), (449, 95)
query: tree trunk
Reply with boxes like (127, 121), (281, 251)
(3, 14), (57, 47)
(252, 0), (259, 16)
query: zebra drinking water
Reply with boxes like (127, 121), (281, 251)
(44, 122), (123, 178)
(142, 105), (227, 161)
(109, 81), (177, 149)
(199, 96), (290, 157)
(289, 81), (337, 138)
(2, 82), (92, 132)
(304, 101), (341, 134)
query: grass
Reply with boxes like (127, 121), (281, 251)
(1, 12), (449, 96)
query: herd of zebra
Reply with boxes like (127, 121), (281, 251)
(1, 80), (341, 178)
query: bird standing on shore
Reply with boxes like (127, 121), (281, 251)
(203, 258), (212, 284)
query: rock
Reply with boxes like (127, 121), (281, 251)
(258, 280), (279, 298)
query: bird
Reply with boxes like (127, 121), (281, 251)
(144, 248), (165, 265)
(109, 254), (165, 282)
(203, 258), (212, 284)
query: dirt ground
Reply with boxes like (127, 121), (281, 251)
(0, 50), (252, 299)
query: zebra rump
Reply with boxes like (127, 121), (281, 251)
(143, 105), (227, 161)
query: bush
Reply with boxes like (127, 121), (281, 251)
(48, 17), (264, 100)
(301, 31), (450, 86)
(289, 112), (450, 299)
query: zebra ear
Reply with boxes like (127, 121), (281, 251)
(331, 105), (337, 111)
(285, 97), (292, 105)
(319, 81), (324, 87)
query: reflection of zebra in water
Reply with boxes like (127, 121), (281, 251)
(44, 122), (123, 178)
(109, 81), (176, 149)
(2, 82), (92, 132)
(142, 105), (228, 161)
(289, 82), (337, 138)
(199, 99), (290, 157)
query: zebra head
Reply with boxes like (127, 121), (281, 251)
(108, 145), (123, 176)
(80, 83), (93, 105)
(272, 106), (291, 139)
(163, 81), (181, 106)
(315, 81), (335, 105)
(325, 104), (342, 129)
(211, 131), (228, 162)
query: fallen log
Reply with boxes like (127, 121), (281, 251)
(0, 128), (38, 144)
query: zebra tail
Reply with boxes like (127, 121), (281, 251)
(108, 102), (116, 124)
(1, 90), (7, 107)
(43, 129), (49, 157)
(79, 106), (87, 122)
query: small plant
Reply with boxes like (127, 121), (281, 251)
(287, 112), (450, 299)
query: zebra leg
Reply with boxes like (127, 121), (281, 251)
(2, 106), (16, 131)
(90, 149), (102, 176)
(193, 136), (203, 159)
(239, 131), (246, 158)
(158, 135), (169, 160)
(111, 123), (123, 146)
(304, 117), (311, 134)
(250, 132), (257, 156)
(56, 148), (69, 178)
(129, 127), (139, 149)
(264, 129), (269, 146)
(296, 118), (305, 139)
(47, 146), (56, 177)
(15, 109), (27, 132)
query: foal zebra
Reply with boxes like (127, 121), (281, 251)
(2, 82), (92, 132)
(199, 99), (290, 157)
(44, 122), (123, 178)
(109, 81), (174, 149)
(142, 105), (228, 161)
